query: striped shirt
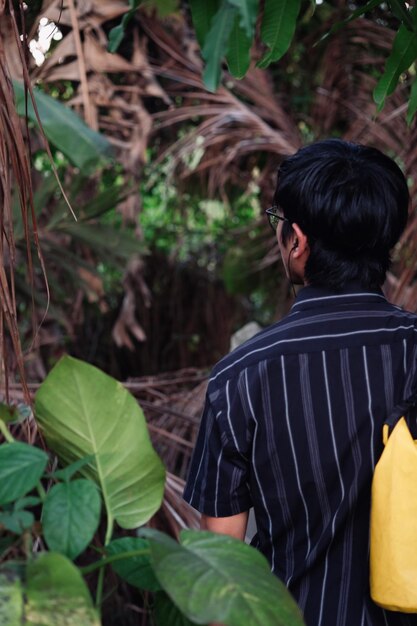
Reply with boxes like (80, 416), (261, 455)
(184, 284), (417, 626)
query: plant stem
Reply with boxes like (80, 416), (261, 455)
(95, 515), (114, 610)
(81, 547), (150, 575)
(0, 419), (14, 442)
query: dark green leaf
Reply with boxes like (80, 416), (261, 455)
(0, 510), (34, 534)
(107, 537), (161, 591)
(42, 480), (101, 560)
(14, 497), (41, 511)
(108, 0), (142, 53)
(108, 25), (125, 53)
(374, 24), (417, 110)
(0, 536), (15, 554)
(226, 14), (252, 78)
(13, 82), (113, 172)
(202, 2), (238, 92)
(190, 0), (220, 48)
(26, 553), (100, 625)
(227, 0), (258, 38)
(142, 529), (305, 626)
(154, 591), (200, 626)
(257, 0), (301, 69)
(0, 443), (48, 506)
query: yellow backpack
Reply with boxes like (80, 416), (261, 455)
(370, 400), (417, 612)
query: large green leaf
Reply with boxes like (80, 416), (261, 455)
(42, 480), (101, 560)
(257, 0), (301, 69)
(202, 2), (238, 92)
(190, 0), (220, 47)
(0, 442), (48, 506)
(13, 82), (113, 171)
(25, 553), (100, 626)
(0, 572), (23, 626)
(142, 529), (305, 626)
(226, 15), (252, 78)
(35, 356), (165, 529)
(154, 592), (200, 626)
(106, 537), (161, 591)
(374, 24), (417, 110)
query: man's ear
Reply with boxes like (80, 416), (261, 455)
(291, 223), (309, 258)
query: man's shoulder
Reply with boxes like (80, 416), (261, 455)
(209, 312), (301, 386)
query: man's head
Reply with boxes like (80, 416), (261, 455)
(273, 139), (410, 290)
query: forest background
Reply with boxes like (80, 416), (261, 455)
(2, 1), (417, 624)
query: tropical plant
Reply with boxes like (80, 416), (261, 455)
(0, 356), (306, 626)
(110, 0), (417, 123)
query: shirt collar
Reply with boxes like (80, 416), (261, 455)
(291, 282), (386, 312)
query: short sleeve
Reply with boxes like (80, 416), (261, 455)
(183, 381), (252, 517)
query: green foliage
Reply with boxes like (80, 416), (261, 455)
(42, 480), (101, 559)
(0, 443), (48, 506)
(106, 537), (161, 591)
(13, 82), (113, 172)
(141, 528), (305, 626)
(0, 357), (305, 625)
(35, 356), (166, 530)
(202, 3), (239, 91)
(374, 20), (417, 112)
(226, 13), (252, 78)
(25, 553), (100, 625)
(0, 555), (100, 626)
(257, 0), (301, 69)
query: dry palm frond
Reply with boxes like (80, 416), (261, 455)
(0, 1), (44, 422)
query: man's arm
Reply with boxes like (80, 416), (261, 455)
(200, 510), (249, 541)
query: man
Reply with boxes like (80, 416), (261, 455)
(183, 139), (417, 626)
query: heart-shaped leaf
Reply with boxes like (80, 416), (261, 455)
(42, 480), (101, 559)
(0, 443), (48, 506)
(35, 356), (165, 529)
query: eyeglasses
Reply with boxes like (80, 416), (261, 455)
(265, 206), (288, 232)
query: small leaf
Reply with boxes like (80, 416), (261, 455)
(25, 553), (100, 625)
(108, 25), (125, 53)
(0, 443), (48, 506)
(190, 0), (220, 47)
(14, 497), (41, 511)
(0, 510), (34, 534)
(51, 455), (96, 483)
(108, 0), (142, 53)
(257, 0), (301, 69)
(407, 72), (417, 125)
(154, 591), (200, 626)
(107, 537), (161, 591)
(374, 24), (417, 111)
(42, 480), (101, 560)
(0, 402), (32, 425)
(202, 2), (238, 92)
(227, 0), (258, 38)
(226, 14), (252, 78)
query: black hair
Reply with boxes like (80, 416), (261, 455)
(274, 138), (410, 290)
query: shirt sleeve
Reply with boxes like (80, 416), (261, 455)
(183, 380), (252, 517)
